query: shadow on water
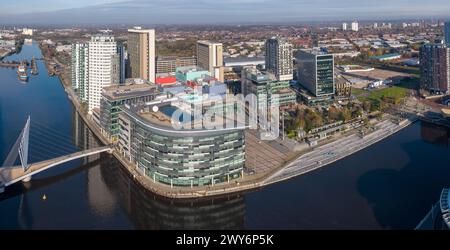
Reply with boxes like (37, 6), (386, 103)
(0, 158), (103, 229)
(357, 122), (450, 229)
(0, 158), (103, 203)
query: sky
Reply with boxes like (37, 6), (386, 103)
(1, 0), (450, 25)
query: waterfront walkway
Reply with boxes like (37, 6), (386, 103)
(263, 118), (415, 185)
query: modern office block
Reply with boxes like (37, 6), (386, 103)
(296, 49), (335, 97)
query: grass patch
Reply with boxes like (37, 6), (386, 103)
(358, 86), (407, 110)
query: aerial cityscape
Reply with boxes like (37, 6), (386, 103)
(1, 0), (450, 234)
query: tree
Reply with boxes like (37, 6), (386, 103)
(352, 106), (363, 118)
(339, 108), (352, 122)
(296, 118), (306, 130)
(328, 107), (340, 121)
(363, 101), (372, 112)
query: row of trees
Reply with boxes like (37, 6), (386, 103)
(285, 103), (365, 136)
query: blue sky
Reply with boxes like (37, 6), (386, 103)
(1, 0), (450, 24)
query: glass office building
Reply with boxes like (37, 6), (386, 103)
(445, 22), (450, 47)
(241, 67), (297, 108)
(118, 103), (246, 187)
(100, 83), (160, 141)
(296, 49), (335, 97)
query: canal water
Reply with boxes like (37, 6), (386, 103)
(1, 43), (450, 229)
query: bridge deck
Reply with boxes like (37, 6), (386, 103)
(0, 146), (110, 187)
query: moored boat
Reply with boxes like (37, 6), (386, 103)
(17, 62), (29, 82)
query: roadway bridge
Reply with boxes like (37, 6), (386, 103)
(0, 116), (112, 193)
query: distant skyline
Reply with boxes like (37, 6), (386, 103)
(1, 0), (450, 25)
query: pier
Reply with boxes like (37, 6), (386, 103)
(31, 57), (38, 75)
(0, 60), (30, 68)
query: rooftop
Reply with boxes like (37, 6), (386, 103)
(369, 53), (401, 60)
(244, 68), (276, 84)
(102, 83), (159, 101)
(176, 65), (209, 75)
(197, 40), (222, 46)
(124, 94), (246, 132)
(224, 56), (265, 64)
(298, 48), (331, 56)
(128, 28), (155, 33)
(155, 76), (177, 85)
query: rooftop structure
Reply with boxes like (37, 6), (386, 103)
(175, 66), (210, 83)
(101, 82), (159, 101)
(100, 83), (160, 140)
(241, 67), (296, 108)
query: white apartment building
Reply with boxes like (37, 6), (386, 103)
(351, 21), (359, 32)
(87, 35), (118, 113)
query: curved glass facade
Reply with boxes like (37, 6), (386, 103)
(119, 112), (245, 187)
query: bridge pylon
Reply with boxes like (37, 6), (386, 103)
(19, 116), (31, 172)
(1, 116), (31, 185)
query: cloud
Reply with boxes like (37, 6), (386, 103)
(1, 0), (450, 25)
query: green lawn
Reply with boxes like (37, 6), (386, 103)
(359, 86), (407, 104)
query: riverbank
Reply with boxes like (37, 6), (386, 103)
(0, 39), (24, 61)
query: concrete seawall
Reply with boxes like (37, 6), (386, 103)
(263, 118), (416, 186)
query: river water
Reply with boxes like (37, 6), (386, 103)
(1, 43), (450, 229)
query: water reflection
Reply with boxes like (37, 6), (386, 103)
(356, 121), (450, 229)
(420, 121), (450, 147)
(99, 155), (246, 230)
